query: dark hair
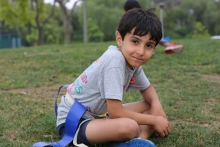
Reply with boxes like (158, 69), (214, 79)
(117, 8), (162, 46)
(124, 0), (141, 12)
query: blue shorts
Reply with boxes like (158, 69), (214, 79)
(57, 118), (92, 146)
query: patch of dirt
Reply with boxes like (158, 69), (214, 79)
(25, 52), (54, 57)
(170, 119), (220, 130)
(206, 98), (218, 104)
(200, 74), (220, 83)
(0, 86), (67, 99)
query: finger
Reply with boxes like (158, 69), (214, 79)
(168, 123), (171, 130)
(168, 124), (171, 134)
(159, 132), (165, 137)
(165, 124), (171, 135)
(164, 129), (169, 136)
(167, 125), (171, 134)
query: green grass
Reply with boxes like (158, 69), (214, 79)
(0, 39), (220, 147)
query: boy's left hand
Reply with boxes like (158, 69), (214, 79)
(149, 103), (170, 137)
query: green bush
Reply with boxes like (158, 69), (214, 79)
(164, 30), (182, 39)
(192, 22), (210, 39)
(88, 18), (104, 42)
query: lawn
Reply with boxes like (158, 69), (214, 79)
(0, 39), (219, 147)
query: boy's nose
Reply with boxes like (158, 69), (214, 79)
(136, 46), (145, 55)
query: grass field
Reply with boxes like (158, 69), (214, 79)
(0, 39), (220, 147)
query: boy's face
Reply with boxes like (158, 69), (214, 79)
(116, 28), (156, 68)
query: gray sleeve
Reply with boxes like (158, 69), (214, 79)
(127, 67), (150, 91)
(101, 67), (124, 101)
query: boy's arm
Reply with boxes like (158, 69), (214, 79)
(106, 99), (171, 137)
(107, 99), (155, 125)
(140, 85), (167, 118)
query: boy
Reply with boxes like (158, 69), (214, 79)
(123, 0), (184, 54)
(57, 8), (171, 147)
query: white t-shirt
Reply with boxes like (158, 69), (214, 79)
(56, 45), (150, 126)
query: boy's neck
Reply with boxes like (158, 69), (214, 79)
(126, 63), (134, 70)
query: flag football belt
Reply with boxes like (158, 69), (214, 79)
(32, 85), (87, 147)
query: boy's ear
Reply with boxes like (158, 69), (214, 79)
(116, 31), (122, 47)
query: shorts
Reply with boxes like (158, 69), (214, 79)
(57, 118), (92, 146)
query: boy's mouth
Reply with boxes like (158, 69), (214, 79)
(132, 56), (143, 61)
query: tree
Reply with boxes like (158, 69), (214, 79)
(202, 0), (220, 35)
(77, 0), (124, 41)
(54, 0), (81, 44)
(30, 0), (56, 45)
(87, 18), (104, 42)
(0, 0), (31, 28)
(163, 0), (220, 38)
(43, 5), (65, 44)
(0, 0), (56, 45)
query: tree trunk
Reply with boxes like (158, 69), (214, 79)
(57, 0), (73, 44)
(64, 23), (72, 44)
(37, 27), (43, 45)
(32, 0), (55, 46)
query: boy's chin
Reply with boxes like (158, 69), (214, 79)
(130, 65), (141, 68)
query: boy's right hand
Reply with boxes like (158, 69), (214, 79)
(153, 116), (171, 137)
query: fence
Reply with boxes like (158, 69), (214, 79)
(0, 33), (24, 49)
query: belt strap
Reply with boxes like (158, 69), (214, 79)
(65, 92), (75, 104)
(54, 85), (69, 117)
(54, 86), (63, 117)
(32, 85), (86, 147)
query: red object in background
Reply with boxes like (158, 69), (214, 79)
(165, 43), (184, 54)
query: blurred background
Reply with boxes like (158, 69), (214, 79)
(0, 0), (220, 48)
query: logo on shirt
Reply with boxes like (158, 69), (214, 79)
(80, 72), (88, 83)
(123, 76), (135, 89)
(129, 77), (135, 85)
(74, 79), (82, 94)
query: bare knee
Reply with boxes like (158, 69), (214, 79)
(117, 118), (140, 139)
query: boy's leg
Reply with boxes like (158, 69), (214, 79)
(86, 117), (140, 145)
(123, 100), (154, 139)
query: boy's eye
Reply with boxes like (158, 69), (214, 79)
(132, 40), (138, 44)
(146, 44), (152, 48)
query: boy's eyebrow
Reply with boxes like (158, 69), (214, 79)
(147, 41), (156, 45)
(130, 35), (141, 40)
(131, 35), (156, 45)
